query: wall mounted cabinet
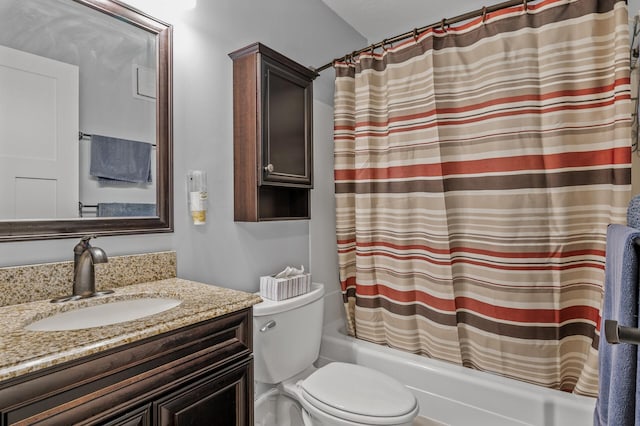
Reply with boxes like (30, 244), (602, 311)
(230, 43), (317, 221)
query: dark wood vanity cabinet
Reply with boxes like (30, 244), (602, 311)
(230, 43), (317, 221)
(0, 309), (253, 426)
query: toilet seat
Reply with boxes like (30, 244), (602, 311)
(299, 362), (418, 425)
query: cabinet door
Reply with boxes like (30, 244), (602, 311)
(154, 360), (252, 426)
(261, 57), (312, 187)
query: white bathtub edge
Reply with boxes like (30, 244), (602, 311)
(319, 319), (596, 426)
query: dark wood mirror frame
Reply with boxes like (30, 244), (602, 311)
(0, 0), (173, 242)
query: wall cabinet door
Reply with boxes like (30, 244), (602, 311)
(261, 56), (312, 187)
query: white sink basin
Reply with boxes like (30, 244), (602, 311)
(25, 298), (182, 331)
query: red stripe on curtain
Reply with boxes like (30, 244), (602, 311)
(355, 79), (631, 128)
(353, 284), (600, 324)
(335, 147), (630, 181)
(353, 95), (632, 138)
(455, 297), (601, 323)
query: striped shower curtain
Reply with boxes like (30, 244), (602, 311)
(334, 0), (631, 396)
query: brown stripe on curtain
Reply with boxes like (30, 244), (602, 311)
(336, 169), (630, 193)
(334, 0), (631, 397)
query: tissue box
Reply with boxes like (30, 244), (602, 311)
(260, 273), (311, 301)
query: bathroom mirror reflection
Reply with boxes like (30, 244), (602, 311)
(0, 0), (173, 241)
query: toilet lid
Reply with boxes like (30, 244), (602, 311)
(300, 362), (417, 422)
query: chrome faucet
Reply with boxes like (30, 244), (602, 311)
(73, 236), (109, 297)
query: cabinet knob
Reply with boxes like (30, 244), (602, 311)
(264, 163), (274, 173)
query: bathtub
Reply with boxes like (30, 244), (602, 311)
(318, 319), (596, 426)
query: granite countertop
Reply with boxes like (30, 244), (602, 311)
(0, 278), (262, 382)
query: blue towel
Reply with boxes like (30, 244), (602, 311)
(97, 203), (156, 217)
(594, 224), (640, 426)
(89, 135), (152, 183)
(628, 195), (640, 229)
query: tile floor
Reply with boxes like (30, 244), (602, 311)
(413, 415), (448, 426)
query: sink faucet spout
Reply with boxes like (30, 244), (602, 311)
(73, 235), (93, 276)
(50, 236), (112, 303)
(73, 237), (108, 297)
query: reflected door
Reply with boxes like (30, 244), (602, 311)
(0, 45), (78, 219)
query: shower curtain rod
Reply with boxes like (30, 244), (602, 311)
(314, 0), (535, 73)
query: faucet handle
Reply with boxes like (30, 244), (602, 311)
(74, 235), (95, 254)
(80, 235), (96, 243)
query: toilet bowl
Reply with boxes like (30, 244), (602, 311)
(253, 283), (419, 425)
(291, 362), (418, 425)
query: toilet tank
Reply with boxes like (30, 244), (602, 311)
(253, 282), (325, 384)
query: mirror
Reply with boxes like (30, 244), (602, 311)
(0, 0), (173, 241)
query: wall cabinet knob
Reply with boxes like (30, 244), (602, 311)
(264, 163), (274, 173)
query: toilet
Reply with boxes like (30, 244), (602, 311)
(253, 283), (419, 426)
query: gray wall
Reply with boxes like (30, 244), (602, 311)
(632, 1), (640, 23)
(0, 0), (365, 299)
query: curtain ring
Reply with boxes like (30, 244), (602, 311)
(523, 0), (528, 13)
(370, 44), (375, 54)
(440, 18), (448, 33)
(482, 6), (487, 23)
(382, 39), (388, 52)
(413, 28), (419, 41)
(346, 53), (353, 64)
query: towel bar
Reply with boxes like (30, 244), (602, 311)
(78, 202), (98, 218)
(79, 132), (156, 147)
(604, 319), (640, 345)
